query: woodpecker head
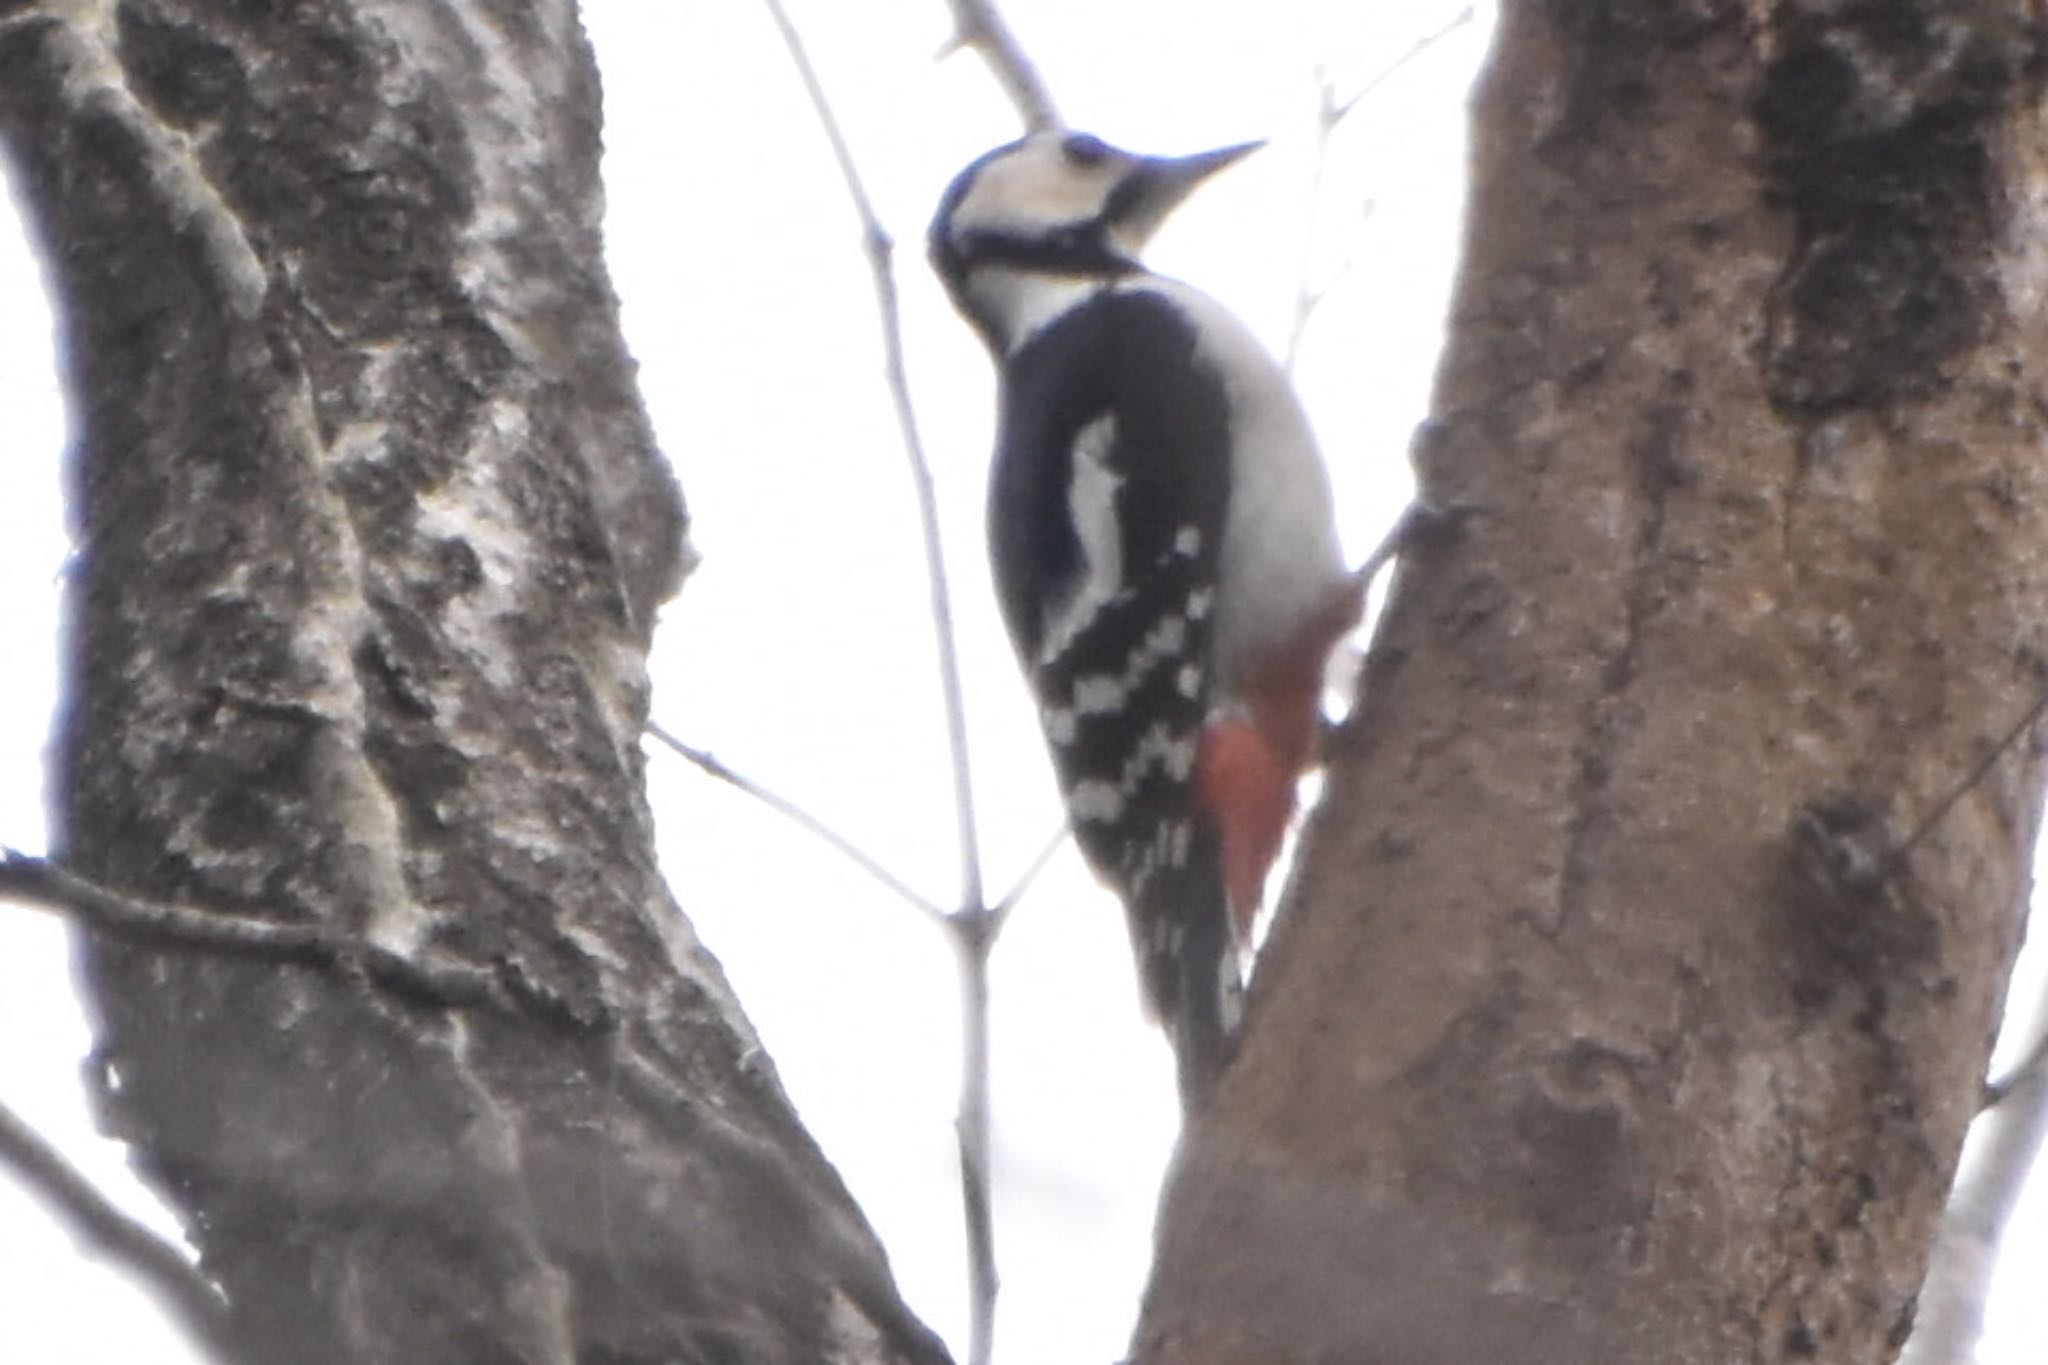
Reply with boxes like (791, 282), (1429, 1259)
(931, 130), (1261, 352)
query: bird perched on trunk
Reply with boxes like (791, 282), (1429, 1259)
(930, 130), (1360, 1109)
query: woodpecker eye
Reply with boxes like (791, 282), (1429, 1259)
(1062, 134), (1111, 168)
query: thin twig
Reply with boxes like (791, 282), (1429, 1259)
(1891, 688), (2048, 1364)
(950, 909), (999, 1365)
(650, 719), (1049, 1365)
(0, 851), (570, 1024)
(1901, 1004), (2048, 1365)
(2, 851), (345, 961)
(939, 0), (1059, 131)
(0, 1098), (240, 1363)
(647, 724), (949, 924)
(762, 0), (881, 225)
(1329, 4), (1478, 126)
(761, 0), (987, 920)
(992, 827), (1069, 924)
(1285, 69), (1340, 375)
(762, 7), (1001, 1359)
(1287, 4), (1477, 369)
(1894, 686), (2048, 869)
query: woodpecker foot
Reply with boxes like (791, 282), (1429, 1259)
(1350, 496), (1471, 591)
(1401, 494), (1481, 544)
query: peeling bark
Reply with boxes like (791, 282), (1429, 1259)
(1140, 3), (2048, 1362)
(0, 3), (947, 1362)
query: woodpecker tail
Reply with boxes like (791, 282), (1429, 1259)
(1133, 827), (1243, 1111)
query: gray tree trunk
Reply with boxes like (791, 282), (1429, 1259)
(1139, 3), (2048, 1361)
(0, 4), (946, 1362)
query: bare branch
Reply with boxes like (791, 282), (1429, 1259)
(1901, 1001), (2048, 1364)
(0, 852), (583, 1025)
(645, 715), (1061, 1348)
(761, 6), (1003, 1358)
(1284, 69), (1343, 376)
(0, 1099), (238, 1363)
(762, 0), (986, 921)
(939, 0), (1059, 132)
(949, 910), (999, 1365)
(1896, 686), (2048, 869)
(761, 0), (880, 226)
(1287, 5), (1476, 370)
(1329, 4), (1478, 126)
(1838, 674), (2048, 1363)
(992, 826), (1069, 923)
(2, 851), (338, 960)
(647, 724), (949, 924)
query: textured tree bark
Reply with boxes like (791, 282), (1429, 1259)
(0, 3), (946, 1362)
(1139, 3), (2048, 1362)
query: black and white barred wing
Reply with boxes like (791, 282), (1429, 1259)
(987, 288), (1238, 1086)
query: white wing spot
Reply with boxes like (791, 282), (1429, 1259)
(1069, 779), (1126, 822)
(1073, 674), (1127, 715)
(1049, 608), (1195, 721)
(1174, 525), (1202, 556)
(1139, 723), (1196, 781)
(1187, 588), (1214, 621)
(1177, 663), (1203, 698)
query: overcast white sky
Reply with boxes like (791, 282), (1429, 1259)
(1, 3), (2044, 1361)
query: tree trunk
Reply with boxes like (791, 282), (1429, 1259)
(1140, 3), (2048, 1361)
(0, 4), (945, 1362)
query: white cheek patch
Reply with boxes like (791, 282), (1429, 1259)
(952, 137), (1118, 242)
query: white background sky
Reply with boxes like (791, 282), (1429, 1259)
(1, 2), (2044, 1361)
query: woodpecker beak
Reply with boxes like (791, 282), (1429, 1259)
(1109, 140), (1263, 250)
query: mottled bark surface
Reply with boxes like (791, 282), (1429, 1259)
(0, 3), (945, 1362)
(1141, 3), (2048, 1362)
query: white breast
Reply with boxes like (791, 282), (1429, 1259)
(965, 264), (1106, 356)
(1130, 278), (1349, 694)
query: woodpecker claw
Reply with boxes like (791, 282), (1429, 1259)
(1405, 495), (1483, 539)
(1350, 495), (1479, 594)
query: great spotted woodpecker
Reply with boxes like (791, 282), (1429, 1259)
(931, 131), (1359, 1108)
